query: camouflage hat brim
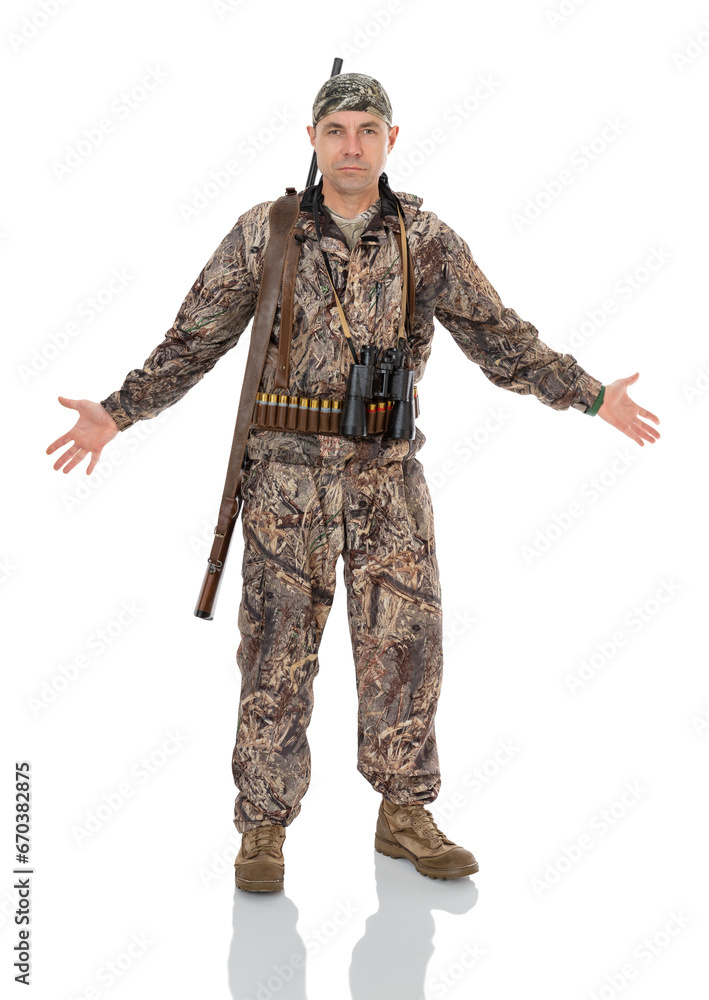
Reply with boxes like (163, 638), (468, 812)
(312, 72), (392, 127)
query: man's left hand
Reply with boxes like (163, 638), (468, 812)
(598, 372), (660, 446)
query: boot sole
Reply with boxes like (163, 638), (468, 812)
(234, 872), (284, 892)
(375, 833), (479, 879)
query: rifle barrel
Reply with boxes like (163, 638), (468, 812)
(306, 57), (343, 190)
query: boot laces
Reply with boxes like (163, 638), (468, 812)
(403, 805), (446, 846)
(245, 825), (283, 858)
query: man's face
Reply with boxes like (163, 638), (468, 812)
(306, 110), (399, 195)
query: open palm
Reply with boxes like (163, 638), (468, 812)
(598, 372), (660, 446)
(46, 396), (119, 475)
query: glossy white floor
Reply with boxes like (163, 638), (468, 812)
(5, 2), (706, 996)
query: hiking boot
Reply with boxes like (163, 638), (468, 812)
(374, 797), (479, 880)
(234, 823), (286, 892)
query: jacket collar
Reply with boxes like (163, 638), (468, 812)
(298, 172), (421, 238)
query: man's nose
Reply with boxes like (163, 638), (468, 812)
(342, 133), (363, 155)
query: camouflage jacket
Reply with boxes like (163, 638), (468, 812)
(100, 172), (603, 432)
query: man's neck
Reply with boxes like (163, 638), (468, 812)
(320, 175), (381, 218)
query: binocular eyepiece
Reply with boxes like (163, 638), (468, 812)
(340, 343), (416, 440)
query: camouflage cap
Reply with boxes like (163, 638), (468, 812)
(312, 72), (392, 128)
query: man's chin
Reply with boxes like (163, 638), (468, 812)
(337, 169), (368, 180)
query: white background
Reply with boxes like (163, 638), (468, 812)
(2, 0), (707, 997)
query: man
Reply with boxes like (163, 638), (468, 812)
(47, 72), (660, 893)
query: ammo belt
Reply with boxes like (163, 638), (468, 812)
(251, 387), (420, 436)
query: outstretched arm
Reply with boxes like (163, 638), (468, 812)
(99, 208), (259, 432)
(46, 204), (263, 474)
(426, 215), (660, 442)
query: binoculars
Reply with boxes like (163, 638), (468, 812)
(341, 343), (416, 440)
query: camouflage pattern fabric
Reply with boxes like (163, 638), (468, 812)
(323, 198), (381, 250)
(100, 171), (603, 432)
(312, 71), (393, 127)
(99, 171), (604, 830)
(232, 425), (443, 833)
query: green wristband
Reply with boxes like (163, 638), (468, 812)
(586, 385), (605, 416)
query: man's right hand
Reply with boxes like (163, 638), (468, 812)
(46, 396), (120, 475)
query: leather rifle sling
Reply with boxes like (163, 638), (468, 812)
(275, 224), (303, 389)
(194, 185), (301, 619)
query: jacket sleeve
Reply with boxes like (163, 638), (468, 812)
(431, 217), (604, 414)
(100, 208), (259, 431)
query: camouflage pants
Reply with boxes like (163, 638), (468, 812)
(231, 426), (444, 833)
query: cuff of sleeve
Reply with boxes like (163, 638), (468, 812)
(569, 370), (604, 414)
(586, 385), (605, 416)
(100, 395), (135, 432)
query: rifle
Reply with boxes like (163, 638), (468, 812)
(194, 57), (343, 621)
(306, 57), (343, 188)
